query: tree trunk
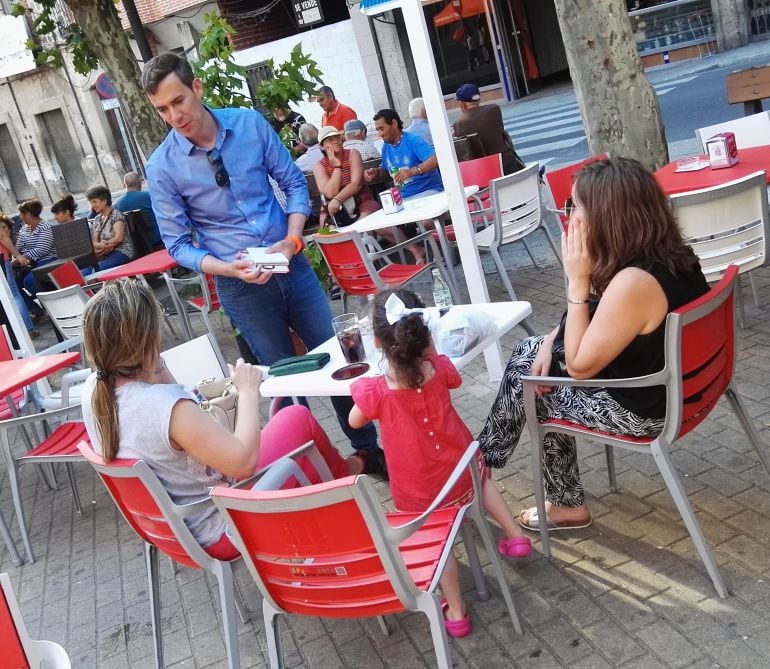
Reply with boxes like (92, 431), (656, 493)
(67, 0), (167, 160)
(553, 0), (668, 171)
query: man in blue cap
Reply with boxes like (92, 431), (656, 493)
(452, 83), (525, 175)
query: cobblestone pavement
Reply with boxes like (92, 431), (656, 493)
(3, 234), (770, 669)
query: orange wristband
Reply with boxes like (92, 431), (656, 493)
(286, 234), (304, 255)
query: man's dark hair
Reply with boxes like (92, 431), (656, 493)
(86, 185), (112, 206)
(318, 85), (335, 98)
(373, 108), (403, 131)
(142, 53), (195, 94)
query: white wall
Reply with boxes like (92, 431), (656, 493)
(234, 20), (375, 129)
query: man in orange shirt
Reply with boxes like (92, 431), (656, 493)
(317, 86), (357, 131)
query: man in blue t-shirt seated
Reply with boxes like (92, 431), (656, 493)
(114, 172), (163, 248)
(364, 108), (443, 263)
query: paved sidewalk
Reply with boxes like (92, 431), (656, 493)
(2, 235), (770, 668)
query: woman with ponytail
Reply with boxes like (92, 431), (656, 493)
(81, 278), (363, 559)
(349, 288), (530, 639)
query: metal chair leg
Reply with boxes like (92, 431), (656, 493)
(145, 543), (164, 669)
(604, 443), (618, 493)
(460, 521), (490, 601)
(233, 580), (250, 624)
(468, 503), (522, 634)
(214, 562), (240, 669)
(420, 593), (453, 669)
(1, 434), (34, 563)
(725, 387), (770, 477)
(0, 507), (22, 566)
(542, 224), (563, 266)
(522, 238), (539, 268)
(376, 615), (390, 636)
(263, 599), (285, 669)
(432, 221), (459, 298)
(749, 272), (761, 307)
(65, 462), (83, 515)
(488, 246), (519, 301)
(735, 276), (747, 328)
(650, 439), (727, 598)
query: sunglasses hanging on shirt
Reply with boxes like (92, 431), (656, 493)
(207, 149), (230, 188)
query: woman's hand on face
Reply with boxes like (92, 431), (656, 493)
(228, 358), (262, 395)
(561, 219), (592, 293)
(325, 146), (341, 168)
(530, 343), (554, 396)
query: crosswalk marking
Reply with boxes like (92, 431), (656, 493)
(503, 72), (700, 167)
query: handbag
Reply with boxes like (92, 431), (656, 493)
(196, 377), (238, 432)
(549, 298), (599, 376)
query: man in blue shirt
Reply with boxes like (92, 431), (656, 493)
(405, 98), (433, 147)
(368, 108), (443, 200)
(142, 53), (381, 470)
(114, 172), (162, 247)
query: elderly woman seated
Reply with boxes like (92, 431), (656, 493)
(84, 185), (135, 274)
(312, 126), (381, 226)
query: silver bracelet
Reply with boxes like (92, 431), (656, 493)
(567, 297), (590, 304)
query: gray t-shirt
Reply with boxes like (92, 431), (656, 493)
(81, 374), (229, 547)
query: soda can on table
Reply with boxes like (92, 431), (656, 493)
(380, 187), (404, 214)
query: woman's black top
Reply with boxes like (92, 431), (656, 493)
(602, 259), (709, 418)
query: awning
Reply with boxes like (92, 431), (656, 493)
(432, 0), (486, 27)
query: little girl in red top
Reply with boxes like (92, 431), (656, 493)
(349, 288), (530, 638)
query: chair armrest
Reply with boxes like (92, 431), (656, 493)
(37, 336), (83, 356)
(368, 230), (433, 261)
(252, 458), (311, 490)
(520, 371), (667, 391)
(385, 441), (480, 544)
(60, 368), (92, 406)
(231, 440), (333, 490)
(172, 495), (218, 520)
(0, 403), (83, 431)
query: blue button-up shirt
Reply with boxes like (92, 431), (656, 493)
(146, 107), (311, 272)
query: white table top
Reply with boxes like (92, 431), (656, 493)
(345, 185), (479, 235)
(259, 301), (531, 398)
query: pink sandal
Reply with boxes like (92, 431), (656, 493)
(440, 598), (471, 638)
(498, 536), (532, 558)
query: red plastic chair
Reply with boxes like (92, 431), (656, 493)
(77, 440), (245, 669)
(544, 153), (608, 231)
(313, 229), (453, 312)
(211, 441), (522, 669)
(0, 404), (89, 563)
(48, 259), (103, 296)
(78, 438), (334, 669)
(0, 572), (71, 667)
(522, 266), (769, 598)
(0, 325), (26, 421)
(163, 271), (223, 340)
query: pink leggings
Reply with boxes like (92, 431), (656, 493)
(206, 405), (350, 560)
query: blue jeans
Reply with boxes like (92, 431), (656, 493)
(82, 250), (130, 275)
(215, 252), (378, 451)
(19, 256), (57, 311)
(4, 258), (33, 331)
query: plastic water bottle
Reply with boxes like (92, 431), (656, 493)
(432, 268), (453, 309)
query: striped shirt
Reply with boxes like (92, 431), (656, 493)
(343, 139), (380, 161)
(16, 220), (54, 261)
(319, 149), (373, 206)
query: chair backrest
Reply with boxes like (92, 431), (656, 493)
(695, 111), (770, 153)
(0, 573), (29, 668)
(544, 154), (609, 230)
(162, 333), (228, 391)
(124, 210), (154, 259)
(662, 265), (739, 443)
(312, 232), (381, 296)
(48, 260), (86, 290)
(77, 443), (212, 571)
(670, 170), (769, 283)
(211, 475), (425, 618)
(51, 217), (97, 270)
(1, 571), (71, 668)
(489, 162), (543, 246)
(36, 285), (90, 340)
(459, 154), (503, 191)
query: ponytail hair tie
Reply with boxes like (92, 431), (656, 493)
(96, 369), (111, 381)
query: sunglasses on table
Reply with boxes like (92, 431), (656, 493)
(207, 148), (230, 188)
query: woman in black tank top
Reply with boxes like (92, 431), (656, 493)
(479, 157), (708, 532)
